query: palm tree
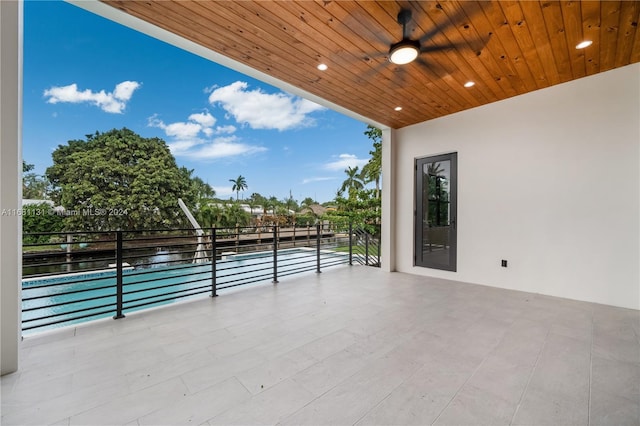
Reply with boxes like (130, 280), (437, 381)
(360, 160), (381, 199)
(191, 176), (216, 200)
(339, 166), (365, 199)
(301, 197), (315, 207)
(229, 175), (248, 201)
(427, 162), (444, 176)
(268, 196), (279, 215)
(361, 125), (382, 199)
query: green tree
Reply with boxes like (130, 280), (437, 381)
(325, 189), (380, 234)
(424, 162), (449, 227)
(229, 175), (248, 201)
(22, 161), (50, 199)
(338, 166), (365, 199)
(301, 197), (315, 208)
(267, 196), (280, 215)
(249, 193), (266, 214)
(246, 198), (258, 218)
(361, 125), (382, 199)
(283, 191), (298, 213)
(223, 203), (250, 227)
(46, 128), (196, 231)
(22, 202), (65, 244)
(191, 176), (215, 200)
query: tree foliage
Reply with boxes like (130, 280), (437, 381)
(229, 175), (248, 200)
(338, 166), (365, 199)
(195, 201), (251, 229)
(46, 128), (196, 231)
(22, 161), (50, 199)
(327, 124), (382, 231)
(361, 125), (382, 199)
(22, 202), (65, 243)
(323, 189), (380, 234)
(191, 176), (215, 200)
(301, 197), (315, 208)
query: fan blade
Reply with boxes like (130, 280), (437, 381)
(420, 41), (474, 54)
(338, 4), (394, 47)
(415, 57), (450, 80)
(359, 57), (393, 81)
(417, 3), (474, 45)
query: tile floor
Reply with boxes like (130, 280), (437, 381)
(1, 266), (639, 425)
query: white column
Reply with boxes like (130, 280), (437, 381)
(380, 128), (396, 272)
(1, 0), (23, 375)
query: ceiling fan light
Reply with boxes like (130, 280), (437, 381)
(389, 39), (420, 65)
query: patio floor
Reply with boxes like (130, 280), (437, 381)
(1, 266), (639, 425)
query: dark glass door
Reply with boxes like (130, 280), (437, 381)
(415, 153), (457, 271)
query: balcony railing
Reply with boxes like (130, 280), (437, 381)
(22, 222), (380, 334)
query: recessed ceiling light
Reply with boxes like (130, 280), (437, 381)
(576, 40), (592, 49)
(464, 81), (475, 88)
(394, 106), (403, 111)
(317, 63), (328, 71)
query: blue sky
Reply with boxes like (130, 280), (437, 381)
(23, 0), (374, 204)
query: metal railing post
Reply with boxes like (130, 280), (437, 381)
(211, 228), (218, 297)
(348, 222), (353, 266)
(365, 233), (370, 266)
(316, 223), (322, 273)
(272, 226), (279, 283)
(65, 233), (72, 272)
(113, 231), (125, 319)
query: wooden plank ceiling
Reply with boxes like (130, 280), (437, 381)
(102, 0), (640, 129)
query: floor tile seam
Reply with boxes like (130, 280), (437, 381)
(0, 373), (21, 396)
(190, 375), (253, 426)
(179, 362), (237, 395)
(429, 342), (499, 426)
(281, 346), (393, 422)
(349, 356), (427, 426)
(591, 387), (640, 409)
(508, 328), (551, 426)
(68, 374), (189, 425)
(294, 332), (357, 363)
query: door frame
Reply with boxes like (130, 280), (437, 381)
(414, 152), (457, 271)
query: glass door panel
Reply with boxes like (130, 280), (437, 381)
(415, 153), (457, 271)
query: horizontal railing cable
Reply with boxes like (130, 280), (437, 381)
(22, 223), (368, 334)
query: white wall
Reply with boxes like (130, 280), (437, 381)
(394, 63), (640, 310)
(380, 128), (397, 272)
(1, 0), (23, 375)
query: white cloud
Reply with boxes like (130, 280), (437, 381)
(168, 135), (267, 160)
(208, 81), (325, 131)
(167, 122), (203, 139)
(302, 177), (337, 184)
(43, 81), (140, 114)
(189, 112), (216, 128)
(215, 125), (237, 135)
(148, 111), (216, 140)
(150, 111), (265, 161)
(211, 185), (235, 197)
(166, 139), (201, 153)
(324, 154), (368, 172)
(113, 81), (140, 101)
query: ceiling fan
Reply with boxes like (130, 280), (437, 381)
(388, 10), (422, 65)
(380, 6), (487, 68)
